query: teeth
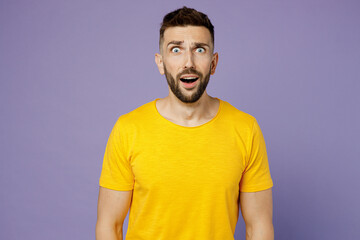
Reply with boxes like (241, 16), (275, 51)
(180, 76), (199, 83)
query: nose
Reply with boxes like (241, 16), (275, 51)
(184, 51), (195, 69)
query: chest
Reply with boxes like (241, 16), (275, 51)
(129, 127), (247, 193)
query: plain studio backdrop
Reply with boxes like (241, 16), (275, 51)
(1, 0), (359, 239)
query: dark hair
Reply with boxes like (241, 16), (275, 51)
(159, 6), (214, 50)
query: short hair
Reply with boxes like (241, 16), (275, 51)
(159, 6), (214, 51)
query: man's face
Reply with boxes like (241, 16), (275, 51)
(155, 26), (218, 103)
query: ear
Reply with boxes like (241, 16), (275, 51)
(155, 53), (165, 75)
(210, 52), (219, 75)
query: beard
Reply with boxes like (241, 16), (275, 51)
(163, 65), (211, 103)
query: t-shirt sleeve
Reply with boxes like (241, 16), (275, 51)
(99, 118), (135, 191)
(239, 118), (273, 192)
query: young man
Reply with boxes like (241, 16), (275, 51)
(96, 6), (274, 240)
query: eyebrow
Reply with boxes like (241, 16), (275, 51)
(194, 42), (210, 49)
(167, 41), (210, 49)
(167, 41), (183, 47)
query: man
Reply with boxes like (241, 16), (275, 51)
(96, 6), (274, 240)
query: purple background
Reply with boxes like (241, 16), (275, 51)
(1, 0), (359, 239)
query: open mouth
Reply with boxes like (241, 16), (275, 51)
(180, 77), (199, 83)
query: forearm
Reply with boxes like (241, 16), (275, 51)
(96, 221), (123, 240)
(245, 223), (274, 240)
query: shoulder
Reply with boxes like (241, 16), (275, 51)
(220, 99), (257, 129)
(113, 100), (155, 130)
(119, 101), (154, 121)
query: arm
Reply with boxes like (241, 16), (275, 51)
(240, 188), (274, 240)
(96, 186), (133, 240)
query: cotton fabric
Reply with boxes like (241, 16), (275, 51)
(99, 98), (273, 240)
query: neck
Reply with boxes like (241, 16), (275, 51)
(156, 91), (220, 127)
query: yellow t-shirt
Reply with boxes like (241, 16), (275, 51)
(99, 98), (273, 240)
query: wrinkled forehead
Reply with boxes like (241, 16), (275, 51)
(161, 26), (213, 51)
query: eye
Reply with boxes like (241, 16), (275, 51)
(195, 47), (205, 53)
(171, 47), (180, 53)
